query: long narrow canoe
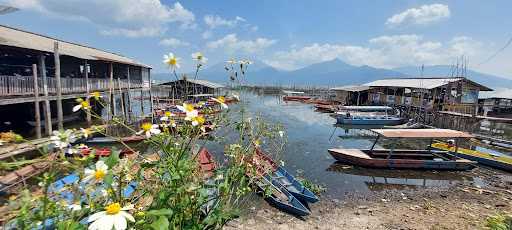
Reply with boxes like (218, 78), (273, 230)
(254, 148), (319, 203)
(328, 149), (476, 170)
(431, 142), (512, 172)
(85, 135), (146, 144)
(254, 175), (311, 216)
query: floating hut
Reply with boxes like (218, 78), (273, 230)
(330, 85), (370, 105)
(153, 78), (225, 103)
(0, 25), (152, 137)
(479, 97), (512, 117)
(363, 77), (493, 115)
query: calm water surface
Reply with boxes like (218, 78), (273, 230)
(217, 91), (483, 199)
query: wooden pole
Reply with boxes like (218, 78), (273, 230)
(39, 54), (52, 135)
(54, 42), (64, 130)
(84, 60), (92, 125)
(109, 62), (115, 118)
(117, 77), (126, 120)
(148, 68), (154, 121)
(126, 66), (132, 122)
(140, 89), (144, 117)
(32, 64), (41, 138)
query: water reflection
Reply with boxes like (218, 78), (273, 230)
(226, 90), (482, 197)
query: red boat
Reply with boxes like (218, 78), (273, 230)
(197, 147), (216, 178)
(314, 104), (336, 113)
(283, 96), (311, 102)
(79, 146), (135, 158)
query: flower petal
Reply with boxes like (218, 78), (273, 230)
(85, 211), (106, 223)
(113, 214), (127, 230)
(73, 105), (81, 112)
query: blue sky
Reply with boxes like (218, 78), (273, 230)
(1, 0), (511, 78)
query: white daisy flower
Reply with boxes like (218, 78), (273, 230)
(192, 52), (208, 64)
(176, 103), (199, 121)
(278, 131), (284, 138)
(232, 94), (240, 101)
(163, 52), (180, 69)
(83, 161), (109, 183)
(73, 98), (91, 112)
(85, 203), (134, 230)
(68, 203), (82, 212)
(50, 129), (76, 149)
(136, 122), (161, 138)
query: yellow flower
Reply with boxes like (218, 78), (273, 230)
(211, 96), (228, 109)
(83, 161), (108, 183)
(80, 128), (92, 138)
(177, 103), (199, 121)
(163, 52), (180, 69)
(137, 122), (161, 138)
(191, 116), (205, 126)
(90, 91), (102, 100)
(73, 98), (90, 112)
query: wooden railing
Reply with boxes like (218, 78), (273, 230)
(0, 75), (143, 97)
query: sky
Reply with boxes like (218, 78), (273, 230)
(1, 0), (511, 78)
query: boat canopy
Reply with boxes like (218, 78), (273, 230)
(371, 129), (473, 138)
(282, 90), (305, 94)
(340, 106), (393, 111)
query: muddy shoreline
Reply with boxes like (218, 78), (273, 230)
(225, 167), (512, 230)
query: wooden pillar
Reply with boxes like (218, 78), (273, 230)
(39, 54), (52, 135)
(32, 64), (41, 138)
(126, 66), (132, 121)
(84, 60), (92, 125)
(148, 68), (154, 121)
(117, 77), (126, 120)
(140, 89), (144, 117)
(109, 62), (115, 118)
(54, 42), (64, 130)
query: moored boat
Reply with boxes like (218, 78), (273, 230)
(254, 175), (311, 216)
(431, 142), (512, 172)
(85, 135), (146, 144)
(253, 148), (319, 203)
(329, 129), (477, 170)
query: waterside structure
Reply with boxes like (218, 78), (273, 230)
(0, 25), (152, 138)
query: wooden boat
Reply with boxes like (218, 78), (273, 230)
(253, 148), (318, 203)
(328, 129), (476, 170)
(431, 142), (512, 172)
(26, 113), (81, 127)
(197, 147), (216, 178)
(254, 175), (311, 216)
(314, 104), (336, 113)
(306, 99), (332, 105)
(335, 112), (405, 125)
(283, 95), (311, 102)
(85, 135), (146, 144)
(78, 146), (135, 158)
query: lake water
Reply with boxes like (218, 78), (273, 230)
(215, 90), (484, 199)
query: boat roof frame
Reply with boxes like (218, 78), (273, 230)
(370, 129), (474, 138)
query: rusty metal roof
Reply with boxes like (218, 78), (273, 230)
(364, 77), (492, 91)
(371, 129), (473, 138)
(0, 25), (151, 68)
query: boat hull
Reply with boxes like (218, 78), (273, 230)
(431, 143), (512, 172)
(328, 149), (476, 171)
(336, 116), (405, 125)
(256, 176), (311, 216)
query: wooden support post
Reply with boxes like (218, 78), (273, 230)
(39, 54), (52, 135)
(126, 66), (132, 122)
(84, 60), (92, 125)
(148, 69), (154, 121)
(109, 63), (115, 118)
(54, 42), (64, 130)
(32, 64), (41, 138)
(140, 89), (144, 117)
(117, 77), (126, 120)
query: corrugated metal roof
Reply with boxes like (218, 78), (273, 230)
(0, 25), (150, 68)
(364, 77), (493, 91)
(371, 129), (473, 138)
(364, 78), (461, 89)
(158, 79), (225, 89)
(331, 85), (370, 92)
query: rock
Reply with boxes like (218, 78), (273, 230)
(358, 205), (368, 209)
(496, 203), (507, 207)
(355, 210), (361, 215)
(247, 218), (256, 225)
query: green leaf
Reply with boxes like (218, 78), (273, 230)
(147, 208), (173, 217)
(103, 148), (120, 168)
(150, 216), (169, 230)
(103, 171), (113, 186)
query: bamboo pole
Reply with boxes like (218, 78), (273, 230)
(54, 42), (63, 130)
(39, 54), (52, 135)
(117, 77), (126, 120)
(126, 66), (132, 122)
(32, 64), (41, 138)
(109, 62), (115, 118)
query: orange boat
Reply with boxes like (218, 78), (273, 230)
(197, 147), (216, 178)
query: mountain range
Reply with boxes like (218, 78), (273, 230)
(152, 59), (512, 89)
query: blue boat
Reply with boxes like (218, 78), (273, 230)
(255, 175), (310, 216)
(335, 113), (405, 125)
(255, 148), (319, 203)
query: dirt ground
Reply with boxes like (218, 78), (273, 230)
(225, 167), (512, 230)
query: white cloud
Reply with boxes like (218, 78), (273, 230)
(266, 34), (485, 71)
(206, 33), (276, 54)
(386, 4), (450, 27)
(202, 30), (212, 39)
(159, 37), (190, 48)
(4, 0), (195, 37)
(203, 15), (245, 29)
